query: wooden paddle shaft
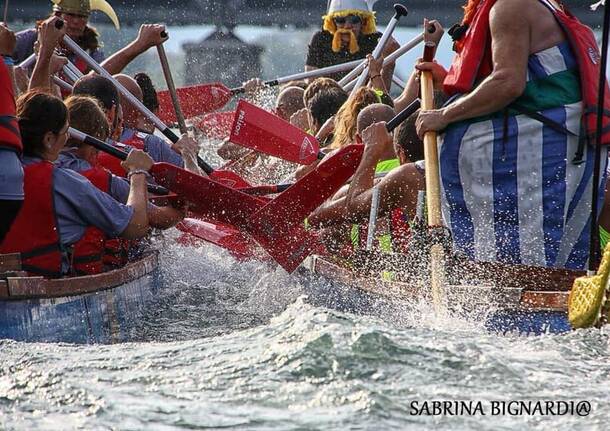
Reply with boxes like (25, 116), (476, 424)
(421, 42), (443, 228)
(420, 40), (445, 309)
(157, 40), (188, 134)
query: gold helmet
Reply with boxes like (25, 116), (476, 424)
(51, 0), (120, 30)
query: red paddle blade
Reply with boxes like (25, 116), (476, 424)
(230, 100), (321, 165)
(247, 144), (364, 272)
(150, 163), (264, 227)
(194, 111), (235, 139)
(176, 218), (262, 261)
(157, 83), (232, 124)
(209, 169), (252, 189)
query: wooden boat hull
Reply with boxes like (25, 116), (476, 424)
(302, 256), (574, 335)
(0, 253), (161, 344)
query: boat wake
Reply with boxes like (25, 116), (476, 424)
(133, 231), (506, 343)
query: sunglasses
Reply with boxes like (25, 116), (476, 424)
(334, 15), (362, 25)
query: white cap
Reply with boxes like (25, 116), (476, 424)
(326, 0), (377, 14)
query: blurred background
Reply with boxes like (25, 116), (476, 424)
(8, 1), (603, 91)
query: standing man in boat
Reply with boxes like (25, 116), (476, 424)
(414, 0), (610, 270)
(305, 0), (397, 87)
(12, 0), (120, 69)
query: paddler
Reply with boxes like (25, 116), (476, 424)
(412, 0), (610, 270)
(305, 0), (398, 87)
(12, 0), (119, 67)
(71, 74), (199, 176)
(57, 95), (185, 273)
(0, 22), (22, 242)
(0, 91), (153, 278)
(308, 104), (423, 241)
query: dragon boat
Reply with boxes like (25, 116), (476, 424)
(301, 254), (581, 335)
(0, 251), (161, 344)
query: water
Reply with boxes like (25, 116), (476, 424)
(2, 237), (610, 430)
(5, 16), (610, 431)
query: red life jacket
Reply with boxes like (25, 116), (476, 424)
(73, 165), (130, 270)
(0, 60), (22, 154)
(71, 167), (111, 275)
(444, 0), (610, 145)
(0, 161), (63, 277)
(96, 132), (146, 177)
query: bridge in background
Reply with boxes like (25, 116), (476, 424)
(10, 0), (602, 28)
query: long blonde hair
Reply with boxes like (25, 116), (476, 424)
(329, 87), (379, 149)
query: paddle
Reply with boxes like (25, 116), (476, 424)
(156, 32), (423, 124)
(156, 33), (188, 134)
(247, 144), (364, 271)
(420, 34), (445, 310)
(69, 127), (360, 272)
(230, 98), (421, 165)
(240, 183), (292, 196)
(61, 64), (79, 83)
(341, 24), (436, 91)
(350, 4), (408, 95)
(156, 56), (388, 124)
(61, 33), (251, 188)
(53, 75), (72, 92)
(194, 111), (235, 139)
(176, 218), (263, 261)
(68, 127), (265, 223)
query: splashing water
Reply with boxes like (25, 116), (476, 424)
(2, 235), (610, 430)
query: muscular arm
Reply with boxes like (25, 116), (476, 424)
(441, 0), (530, 124)
(345, 162), (424, 223)
(148, 204), (184, 229)
(307, 185), (350, 227)
(120, 173), (150, 239)
(100, 24), (166, 75)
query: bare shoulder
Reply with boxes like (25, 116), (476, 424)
(490, 0), (531, 24)
(491, 0), (564, 52)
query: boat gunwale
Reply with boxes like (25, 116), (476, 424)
(0, 252), (159, 300)
(308, 256), (573, 312)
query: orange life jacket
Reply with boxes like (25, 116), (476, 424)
(0, 161), (63, 277)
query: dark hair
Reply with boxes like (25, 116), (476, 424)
(73, 74), (120, 111)
(308, 87), (348, 129)
(64, 95), (110, 146)
(17, 91), (69, 157)
(134, 72), (159, 112)
(303, 77), (343, 106)
(394, 112), (423, 162)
